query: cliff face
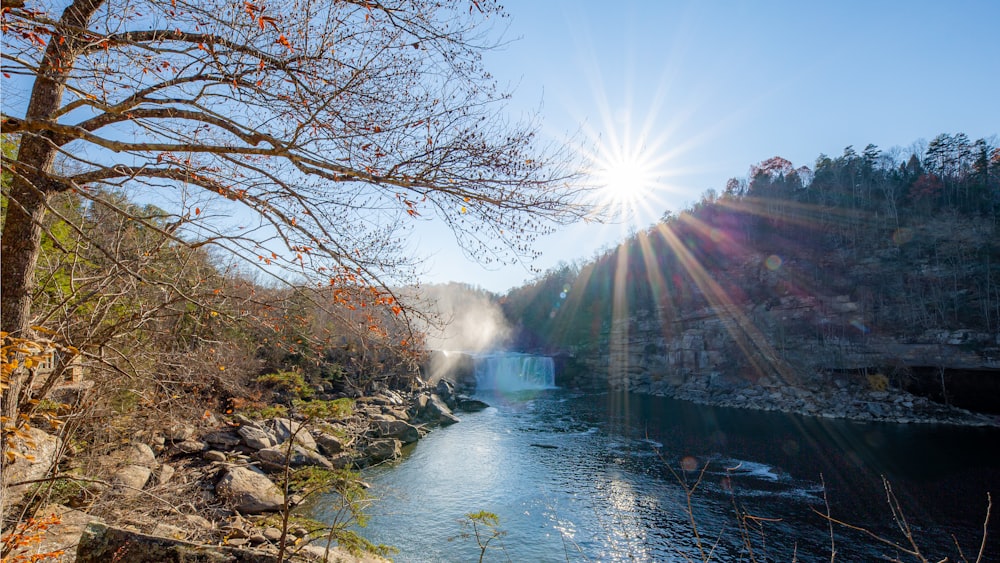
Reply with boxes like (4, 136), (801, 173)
(505, 140), (1000, 421)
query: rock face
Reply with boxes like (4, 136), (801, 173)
(76, 522), (277, 563)
(216, 466), (283, 513)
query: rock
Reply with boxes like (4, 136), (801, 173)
(328, 452), (355, 469)
(360, 439), (401, 465)
(455, 398), (490, 412)
(77, 522), (277, 563)
(172, 439), (207, 454)
(24, 504), (103, 560)
(203, 430), (242, 448)
(271, 418), (317, 450)
(156, 463), (176, 486)
(420, 394), (460, 426)
(262, 527), (283, 542)
(113, 465), (153, 496)
(238, 425), (277, 450)
(165, 423), (195, 442)
(381, 406), (411, 421)
(216, 466), (284, 513)
(204, 450), (228, 462)
(435, 379), (457, 409)
(233, 414), (259, 427)
(121, 442), (158, 468)
(2, 427), (62, 505)
(298, 543), (391, 562)
(249, 534), (267, 545)
(315, 432), (348, 456)
(371, 420), (420, 444)
(255, 444), (332, 470)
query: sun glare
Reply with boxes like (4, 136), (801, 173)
(589, 142), (662, 222)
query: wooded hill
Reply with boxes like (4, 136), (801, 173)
(502, 134), (1000, 410)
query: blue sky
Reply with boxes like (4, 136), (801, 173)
(418, 0), (1000, 292)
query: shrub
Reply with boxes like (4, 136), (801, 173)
(867, 373), (889, 391)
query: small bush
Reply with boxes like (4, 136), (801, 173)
(237, 403), (288, 420)
(293, 398), (354, 420)
(257, 370), (313, 399)
(867, 373), (889, 391)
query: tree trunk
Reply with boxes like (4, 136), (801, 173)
(1, 0), (103, 421)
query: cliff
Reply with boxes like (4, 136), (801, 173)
(504, 138), (1000, 423)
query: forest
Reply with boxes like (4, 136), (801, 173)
(503, 134), (1000, 363)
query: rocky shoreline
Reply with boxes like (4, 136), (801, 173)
(597, 368), (1000, 428)
(8, 379), (483, 562)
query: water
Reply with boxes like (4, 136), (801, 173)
(474, 353), (556, 391)
(312, 380), (1000, 561)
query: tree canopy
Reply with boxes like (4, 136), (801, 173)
(0, 0), (587, 417)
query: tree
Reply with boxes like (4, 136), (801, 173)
(0, 0), (586, 418)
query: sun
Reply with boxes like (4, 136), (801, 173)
(590, 142), (660, 221)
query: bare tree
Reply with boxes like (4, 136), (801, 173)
(1, 0), (586, 418)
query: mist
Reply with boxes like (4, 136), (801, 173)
(405, 283), (511, 384)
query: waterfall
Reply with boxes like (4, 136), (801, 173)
(474, 353), (556, 391)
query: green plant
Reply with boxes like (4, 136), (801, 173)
(235, 403), (288, 420)
(292, 398), (354, 420)
(867, 373), (890, 392)
(451, 510), (509, 563)
(269, 407), (391, 562)
(257, 370), (313, 399)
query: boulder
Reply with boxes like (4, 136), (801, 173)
(216, 466), (283, 513)
(203, 430), (241, 449)
(20, 504), (103, 560)
(255, 444), (333, 470)
(172, 439), (207, 455)
(123, 442), (158, 468)
(113, 465), (152, 496)
(420, 394), (460, 426)
(360, 439), (401, 465)
(2, 427), (62, 505)
(271, 418), (317, 450)
(314, 432), (348, 456)
(435, 379), (457, 409)
(455, 398), (490, 412)
(238, 425), (277, 450)
(371, 420), (420, 444)
(164, 423), (196, 442)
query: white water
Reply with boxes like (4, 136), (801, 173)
(474, 353), (555, 391)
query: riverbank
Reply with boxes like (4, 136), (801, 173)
(6, 379), (477, 562)
(571, 362), (1000, 427)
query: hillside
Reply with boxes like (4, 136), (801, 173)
(503, 134), (1000, 418)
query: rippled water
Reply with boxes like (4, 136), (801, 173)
(312, 389), (1000, 562)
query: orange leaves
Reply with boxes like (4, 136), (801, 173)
(1, 512), (66, 563)
(275, 34), (292, 51)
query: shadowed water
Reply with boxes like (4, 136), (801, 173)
(313, 389), (1000, 562)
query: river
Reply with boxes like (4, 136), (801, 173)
(312, 378), (999, 561)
